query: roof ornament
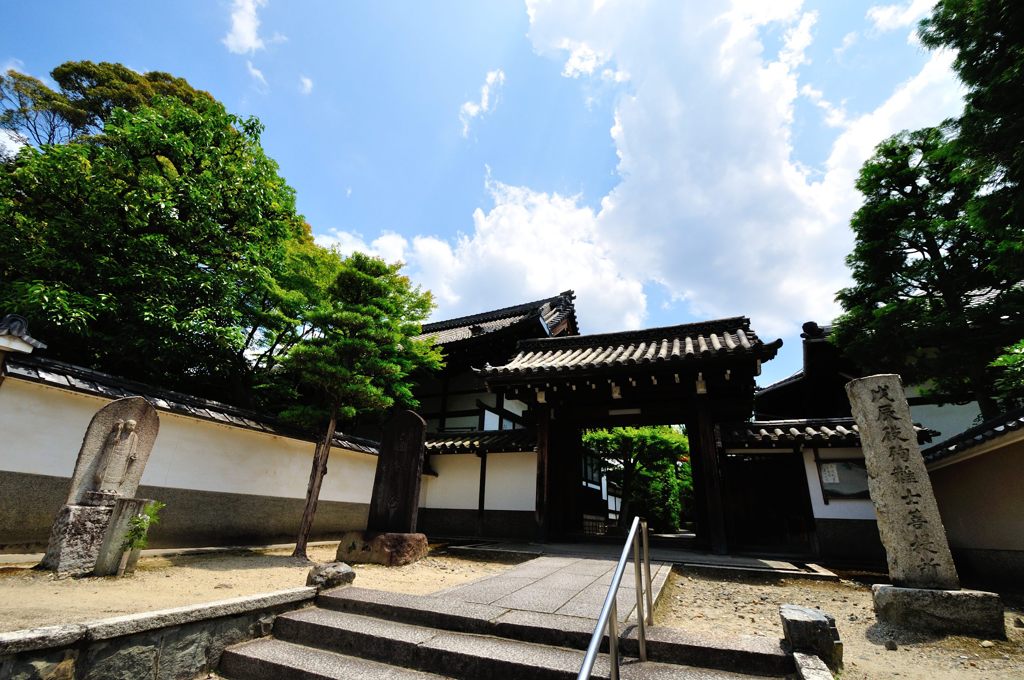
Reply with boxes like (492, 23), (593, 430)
(0, 314), (47, 353)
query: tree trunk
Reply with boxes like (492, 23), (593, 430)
(293, 408), (338, 559)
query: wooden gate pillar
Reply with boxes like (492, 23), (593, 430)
(691, 397), (728, 555)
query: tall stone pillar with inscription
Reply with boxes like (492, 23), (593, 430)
(336, 410), (428, 566)
(847, 375), (1004, 638)
(40, 397), (159, 577)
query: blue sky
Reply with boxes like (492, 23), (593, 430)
(5, 0), (962, 384)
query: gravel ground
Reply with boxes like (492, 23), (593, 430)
(655, 567), (1024, 679)
(0, 543), (525, 633)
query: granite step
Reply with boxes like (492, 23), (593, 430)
(218, 638), (448, 680)
(317, 587), (791, 676)
(263, 606), (783, 680)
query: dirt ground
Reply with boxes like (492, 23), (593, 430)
(0, 543), (523, 633)
(656, 568), (1024, 679)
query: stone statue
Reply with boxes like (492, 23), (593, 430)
(94, 419), (141, 494)
(65, 397), (159, 505)
(42, 397), (160, 576)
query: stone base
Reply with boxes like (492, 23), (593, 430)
(335, 531), (428, 567)
(873, 584), (1005, 639)
(38, 505), (114, 577)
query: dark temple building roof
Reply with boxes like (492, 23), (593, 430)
(3, 355), (380, 455)
(754, 321), (858, 420)
(416, 291), (578, 346)
(480, 316), (782, 380)
(922, 406), (1024, 465)
(425, 429), (536, 454)
(721, 417), (938, 448)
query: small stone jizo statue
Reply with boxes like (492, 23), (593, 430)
(94, 418), (141, 494)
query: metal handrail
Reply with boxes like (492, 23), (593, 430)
(577, 516), (654, 680)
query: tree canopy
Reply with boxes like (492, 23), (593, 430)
(832, 126), (1023, 417)
(582, 426), (690, 532)
(1, 60), (210, 147)
(921, 1), (1024, 234)
(0, 94), (311, 403)
(282, 252), (443, 557)
(833, 3), (1024, 417)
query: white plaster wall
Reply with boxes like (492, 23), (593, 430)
(484, 452), (536, 511)
(420, 454), (480, 510)
(0, 378), (376, 503)
(801, 447), (877, 521)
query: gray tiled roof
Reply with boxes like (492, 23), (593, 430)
(0, 314), (47, 349)
(481, 316), (781, 379)
(721, 418), (937, 448)
(923, 407), (1024, 464)
(3, 355), (380, 455)
(425, 429), (536, 454)
(416, 291), (577, 345)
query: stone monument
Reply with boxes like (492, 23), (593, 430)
(336, 410), (428, 566)
(846, 375), (1004, 638)
(40, 397), (160, 577)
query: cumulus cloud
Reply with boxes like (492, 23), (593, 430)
(520, 0), (961, 337)
(318, 177), (646, 332)
(318, 1), (962, 343)
(459, 69), (505, 138)
(299, 75), (313, 94)
(224, 0), (267, 54)
(866, 0), (933, 33)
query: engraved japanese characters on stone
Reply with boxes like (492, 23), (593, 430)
(846, 374), (959, 590)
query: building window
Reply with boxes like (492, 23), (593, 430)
(817, 458), (870, 501)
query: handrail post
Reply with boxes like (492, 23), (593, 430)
(642, 520), (653, 625)
(632, 529), (647, 661)
(608, 599), (619, 680)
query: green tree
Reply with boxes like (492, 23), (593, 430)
(992, 339), (1024, 407)
(1, 61), (210, 147)
(833, 126), (1023, 418)
(921, 1), (1024, 236)
(0, 94), (309, 404)
(582, 426), (689, 532)
(279, 252), (443, 558)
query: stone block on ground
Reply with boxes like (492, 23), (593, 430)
(93, 498), (154, 577)
(38, 505), (114, 577)
(872, 584), (1006, 639)
(335, 531), (428, 567)
(307, 562), (356, 590)
(779, 604), (843, 671)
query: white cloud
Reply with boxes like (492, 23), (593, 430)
(246, 61), (268, 90)
(319, 177), (646, 332)
(866, 0), (933, 33)
(519, 0), (961, 337)
(560, 40), (609, 77)
(224, 0), (267, 54)
(801, 84), (848, 128)
(299, 75), (313, 95)
(459, 69), (506, 138)
(834, 31), (858, 59)
(318, 1), (963, 343)
(779, 12), (818, 70)
(0, 129), (25, 157)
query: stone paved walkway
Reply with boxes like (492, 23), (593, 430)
(438, 555), (671, 622)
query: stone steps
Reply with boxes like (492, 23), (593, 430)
(319, 587), (793, 676)
(219, 638), (447, 679)
(219, 588), (792, 680)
